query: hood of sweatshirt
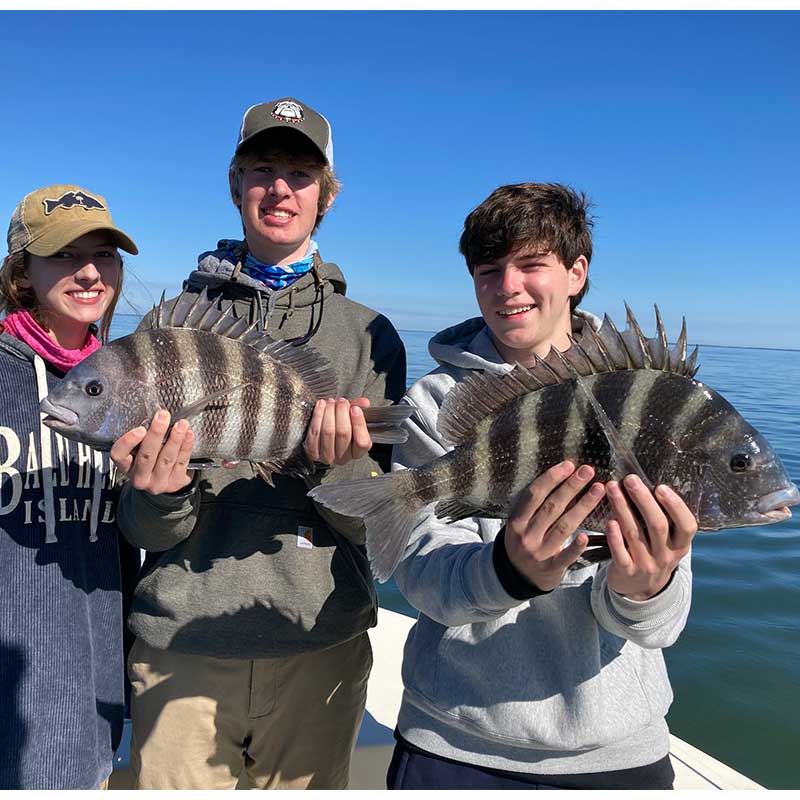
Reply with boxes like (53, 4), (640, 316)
(428, 308), (603, 374)
(186, 239), (347, 307)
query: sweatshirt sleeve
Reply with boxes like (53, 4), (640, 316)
(116, 476), (201, 552)
(391, 377), (525, 627)
(304, 315), (407, 545)
(590, 549), (693, 649)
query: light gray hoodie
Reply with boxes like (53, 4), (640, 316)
(392, 313), (692, 775)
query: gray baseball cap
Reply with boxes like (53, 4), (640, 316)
(234, 97), (334, 167)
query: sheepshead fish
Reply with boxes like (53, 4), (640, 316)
(40, 289), (413, 483)
(309, 306), (800, 581)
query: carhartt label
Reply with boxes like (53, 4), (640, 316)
(297, 526), (313, 549)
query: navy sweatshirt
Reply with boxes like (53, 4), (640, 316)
(0, 332), (137, 789)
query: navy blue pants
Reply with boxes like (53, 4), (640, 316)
(387, 734), (674, 790)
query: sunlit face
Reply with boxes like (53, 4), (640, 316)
(238, 156), (333, 266)
(473, 246), (587, 365)
(22, 230), (121, 347)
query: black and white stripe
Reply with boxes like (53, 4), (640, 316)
(193, 328), (230, 454)
(574, 371), (635, 476)
(235, 349), (264, 460)
(487, 403), (521, 504)
(265, 360), (295, 461)
(154, 330), (188, 413)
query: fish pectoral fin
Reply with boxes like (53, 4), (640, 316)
(583, 533), (608, 547)
(572, 373), (655, 492)
(253, 462), (276, 487)
(572, 542), (612, 568)
(172, 383), (249, 424)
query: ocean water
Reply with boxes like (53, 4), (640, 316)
(110, 316), (800, 789)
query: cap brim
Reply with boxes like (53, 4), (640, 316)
(236, 124), (328, 164)
(25, 223), (139, 257)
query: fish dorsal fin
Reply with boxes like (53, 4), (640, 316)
(258, 339), (338, 400)
(150, 288), (338, 400)
(152, 287), (258, 342)
(437, 304), (700, 446)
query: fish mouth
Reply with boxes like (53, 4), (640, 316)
(756, 485), (800, 516)
(39, 396), (79, 429)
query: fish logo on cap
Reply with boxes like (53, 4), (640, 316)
(43, 191), (106, 216)
(272, 100), (304, 123)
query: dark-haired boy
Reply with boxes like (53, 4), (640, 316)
(110, 97), (406, 789)
(387, 183), (698, 790)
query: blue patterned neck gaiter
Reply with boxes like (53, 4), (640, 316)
(240, 241), (318, 290)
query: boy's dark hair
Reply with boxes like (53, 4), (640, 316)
(459, 182), (594, 310)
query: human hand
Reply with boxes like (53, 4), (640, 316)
(304, 397), (372, 466)
(504, 461), (606, 592)
(605, 475), (698, 601)
(110, 409), (194, 495)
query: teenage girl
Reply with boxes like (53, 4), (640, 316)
(0, 185), (139, 789)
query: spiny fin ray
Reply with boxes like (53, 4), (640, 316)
(438, 305), (699, 445)
(149, 288), (339, 401)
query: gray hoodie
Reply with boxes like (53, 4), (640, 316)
(117, 243), (406, 658)
(392, 314), (692, 775)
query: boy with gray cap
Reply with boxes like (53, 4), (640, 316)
(110, 97), (406, 789)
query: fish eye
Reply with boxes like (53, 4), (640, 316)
(85, 381), (104, 397)
(730, 453), (752, 473)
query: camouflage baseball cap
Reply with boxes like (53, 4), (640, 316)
(6, 184), (138, 257)
(235, 97), (334, 167)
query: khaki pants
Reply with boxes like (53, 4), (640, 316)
(127, 633), (372, 790)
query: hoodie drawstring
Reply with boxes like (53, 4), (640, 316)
(286, 257), (325, 346)
(234, 249), (326, 344)
(33, 356), (57, 544)
(89, 450), (104, 543)
(281, 287), (296, 327)
(34, 355), (105, 543)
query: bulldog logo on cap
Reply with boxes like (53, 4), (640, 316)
(272, 100), (304, 123)
(43, 191), (106, 216)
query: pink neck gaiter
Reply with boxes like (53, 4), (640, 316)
(1, 309), (101, 371)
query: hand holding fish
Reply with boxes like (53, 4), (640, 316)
(504, 461), (607, 593)
(604, 475), (698, 601)
(303, 397), (373, 466)
(109, 409), (195, 495)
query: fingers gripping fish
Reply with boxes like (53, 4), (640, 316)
(309, 305), (800, 582)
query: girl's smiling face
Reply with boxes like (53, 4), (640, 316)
(21, 230), (121, 348)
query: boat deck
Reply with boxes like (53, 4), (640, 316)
(110, 608), (764, 790)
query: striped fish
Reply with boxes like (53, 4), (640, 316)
(309, 306), (800, 581)
(39, 289), (413, 483)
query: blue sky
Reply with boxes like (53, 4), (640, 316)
(1, 10), (798, 348)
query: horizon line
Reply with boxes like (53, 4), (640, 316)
(112, 315), (799, 354)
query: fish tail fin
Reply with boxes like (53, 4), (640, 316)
(361, 404), (415, 445)
(308, 470), (419, 582)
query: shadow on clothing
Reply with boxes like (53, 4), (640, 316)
(0, 641), (26, 788)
